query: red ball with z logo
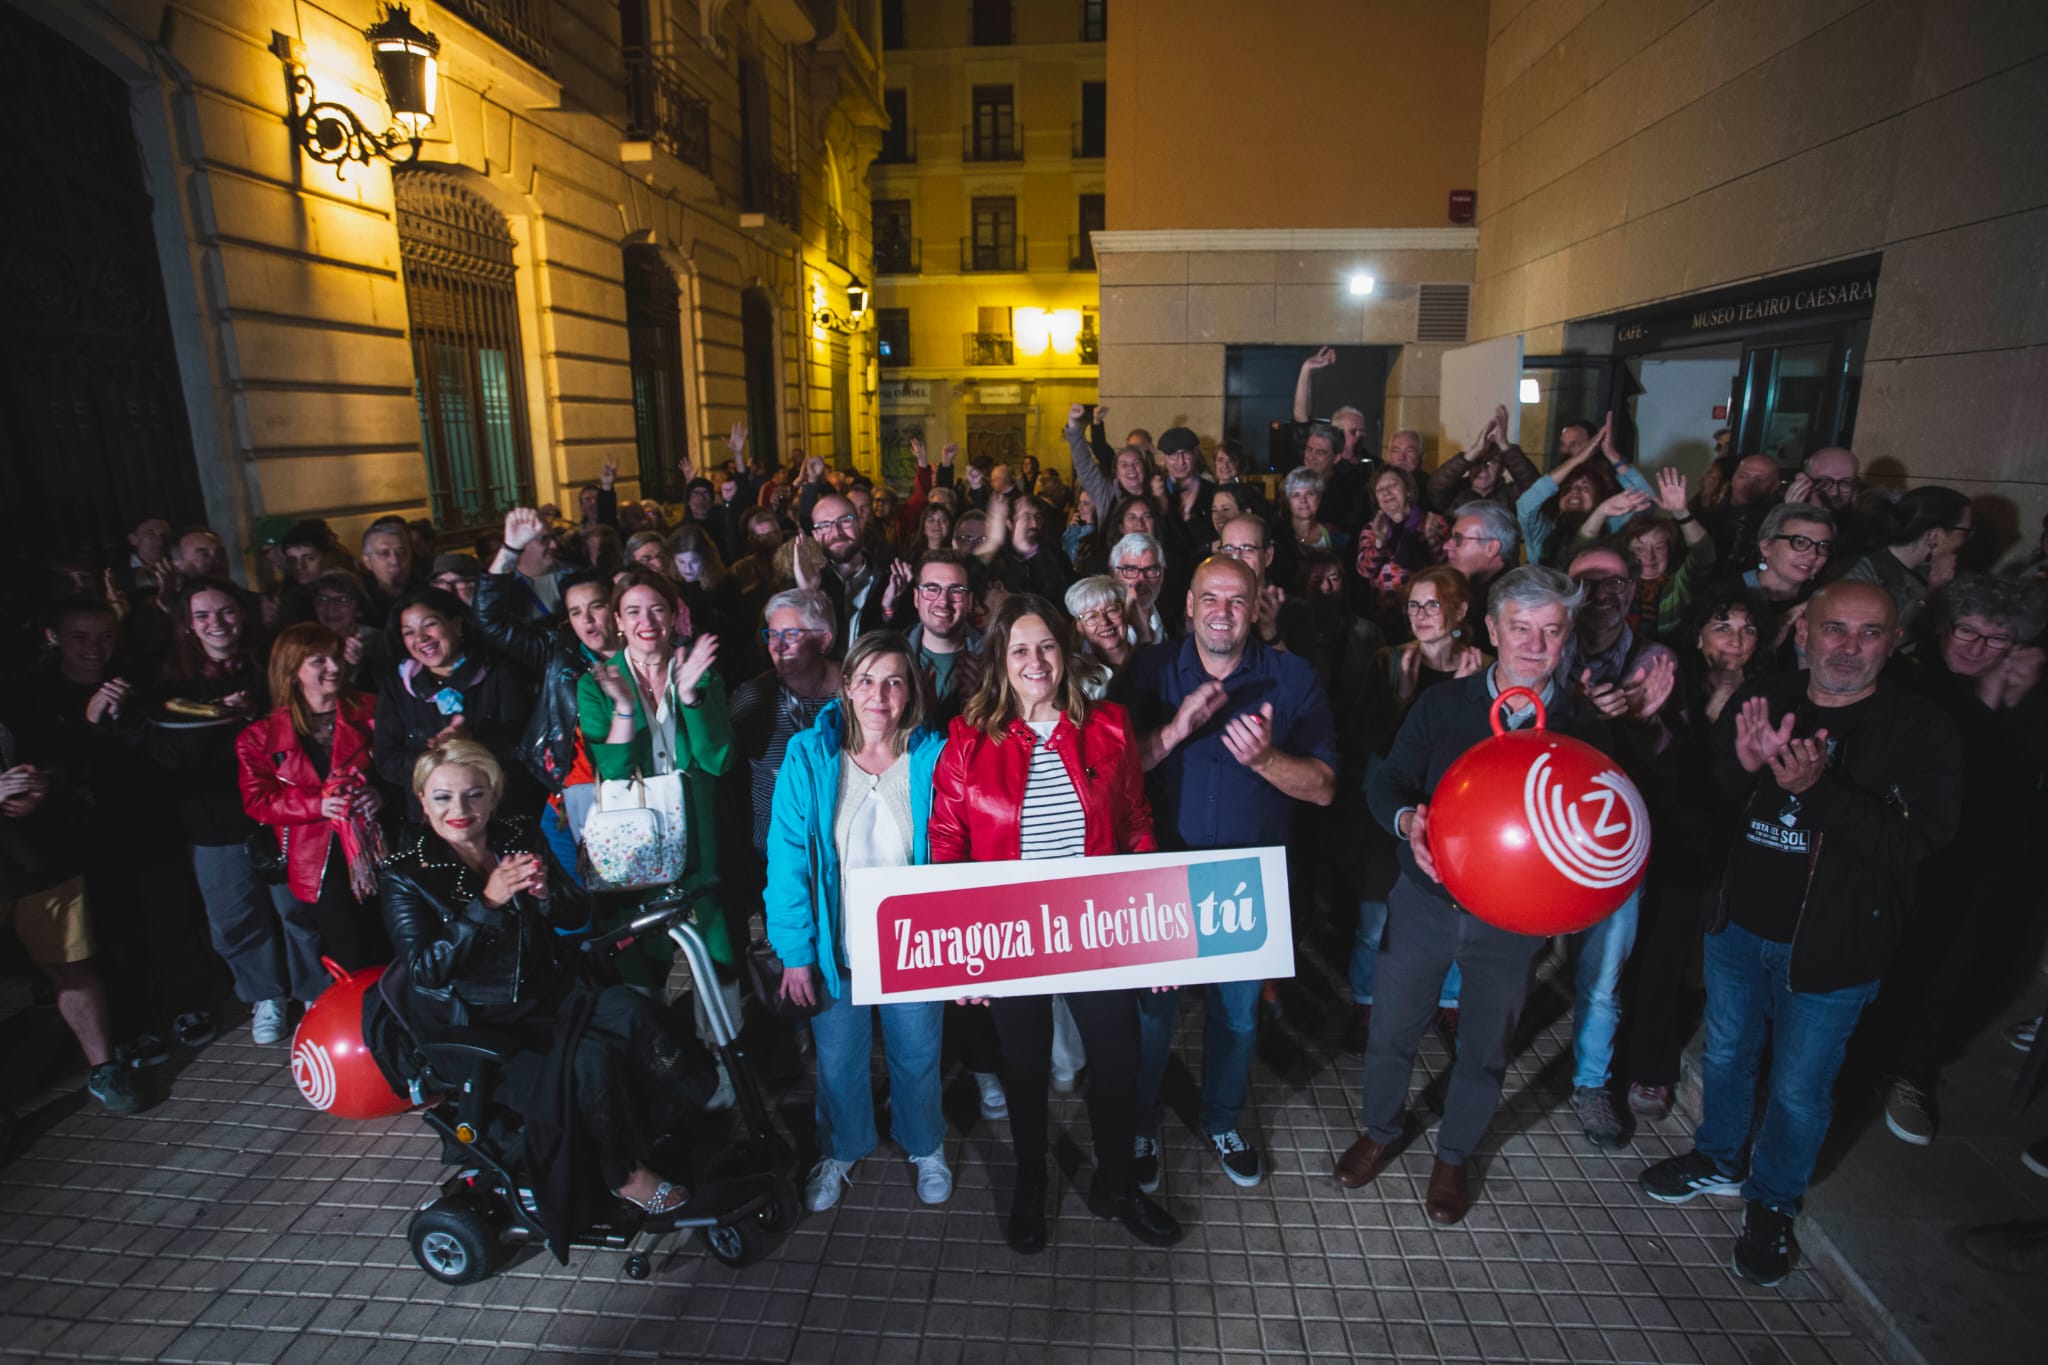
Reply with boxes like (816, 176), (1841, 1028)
(1425, 687), (1650, 935)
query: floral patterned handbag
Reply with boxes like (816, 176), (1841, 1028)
(579, 770), (687, 892)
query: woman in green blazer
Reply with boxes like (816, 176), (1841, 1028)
(575, 570), (740, 965)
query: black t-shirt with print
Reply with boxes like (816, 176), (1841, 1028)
(1724, 692), (1878, 943)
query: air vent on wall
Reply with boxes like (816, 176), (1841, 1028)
(1417, 284), (1471, 343)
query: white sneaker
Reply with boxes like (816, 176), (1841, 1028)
(251, 998), (289, 1046)
(1051, 1068), (1078, 1094)
(705, 1059), (735, 1112)
(805, 1157), (854, 1212)
(909, 1150), (954, 1204)
(973, 1071), (1009, 1120)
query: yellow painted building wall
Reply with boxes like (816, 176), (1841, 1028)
(1105, 0), (1490, 231)
(868, 0), (1105, 484)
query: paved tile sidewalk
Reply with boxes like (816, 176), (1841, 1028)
(0, 950), (1881, 1364)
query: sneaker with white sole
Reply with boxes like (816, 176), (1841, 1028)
(251, 998), (289, 1046)
(2006, 1016), (2041, 1052)
(1639, 1149), (1743, 1203)
(1133, 1135), (1161, 1194)
(973, 1071), (1008, 1121)
(805, 1157), (855, 1212)
(1883, 1078), (1935, 1146)
(909, 1151), (953, 1204)
(1210, 1129), (1263, 1187)
(86, 1062), (143, 1115)
(1731, 1199), (1799, 1287)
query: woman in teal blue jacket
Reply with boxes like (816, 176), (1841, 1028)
(764, 631), (952, 1216)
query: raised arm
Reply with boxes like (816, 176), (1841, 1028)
(1293, 347), (1336, 423)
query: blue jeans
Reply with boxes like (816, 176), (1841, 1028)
(1136, 978), (1258, 1137)
(1695, 922), (1880, 1212)
(1350, 899), (1461, 1008)
(809, 990), (945, 1164)
(1569, 888), (1641, 1089)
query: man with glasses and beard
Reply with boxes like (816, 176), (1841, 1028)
(804, 493), (900, 647)
(1639, 580), (1961, 1288)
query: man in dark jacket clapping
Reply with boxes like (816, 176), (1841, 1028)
(1638, 580), (1962, 1288)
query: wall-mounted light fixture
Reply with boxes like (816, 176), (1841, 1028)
(1014, 307), (1084, 357)
(1520, 377), (1542, 404)
(1347, 273), (1376, 297)
(277, 5), (440, 177)
(813, 274), (869, 334)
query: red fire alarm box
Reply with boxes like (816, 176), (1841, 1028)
(1449, 190), (1476, 224)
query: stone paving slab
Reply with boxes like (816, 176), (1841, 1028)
(0, 953), (1881, 1364)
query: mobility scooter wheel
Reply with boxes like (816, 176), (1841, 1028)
(409, 1203), (501, 1285)
(701, 1218), (765, 1268)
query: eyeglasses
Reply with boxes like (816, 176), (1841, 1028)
(1076, 608), (1121, 629)
(1947, 524), (1978, 541)
(1809, 477), (1859, 494)
(1219, 542), (1266, 559)
(1115, 564), (1164, 580)
(1405, 599), (1444, 615)
(1445, 532), (1495, 548)
(1577, 574), (1636, 596)
(810, 514), (858, 534)
(916, 583), (972, 601)
(1771, 533), (1834, 556)
(1950, 623), (2016, 651)
(760, 627), (826, 645)
(955, 532), (987, 547)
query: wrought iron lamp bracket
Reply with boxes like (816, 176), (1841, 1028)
(285, 67), (422, 176)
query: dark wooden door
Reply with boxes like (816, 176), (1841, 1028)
(0, 5), (203, 583)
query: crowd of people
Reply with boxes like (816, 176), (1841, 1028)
(4, 361), (2045, 1288)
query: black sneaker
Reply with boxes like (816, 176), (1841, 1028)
(1133, 1135), (1161, 1194)
(173, 1011), (217, 1049)
(119, 1029), (170, 1070)
(1210, 1129), (1263, 1188)
(86, 1063), (144, 1115)
(1731, 1200), (1798, 1287)
(1639, 1149), (1742, 1204)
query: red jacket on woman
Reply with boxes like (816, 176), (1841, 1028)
(236, 694), (378, 903)
(929, 702), (1156, 863)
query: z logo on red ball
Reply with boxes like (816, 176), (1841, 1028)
(1523, 754), (1650, 891)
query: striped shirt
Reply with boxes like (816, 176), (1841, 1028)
(1019, 721), (1085, 860)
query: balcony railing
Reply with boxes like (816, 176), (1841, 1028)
(965, 332), (1016, 365)
(744, 162), (799, 231)
(442, 0), (551, 72)
(623, 47), (711, 176)
(875, 235), (921, 274)
(1078, 325), (1098, 364)
(964, 123), (1024, 161)
(961, 235), (1026, 272)
(1070, 233), (1096, 272)
(1072, 121), (1105, 159)
(876, 127), (917, 164)
(825, 205), (849, 267)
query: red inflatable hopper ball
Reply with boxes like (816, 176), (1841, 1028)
(1425, 687), (1650, 936)
(290, 958), (412, 1120)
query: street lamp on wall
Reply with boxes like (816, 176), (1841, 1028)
(276, 5), (441, 176)
(813, 274), (869, 334)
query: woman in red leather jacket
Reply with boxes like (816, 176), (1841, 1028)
(929, 594), (1182, 1255)
(237, 624), (390, 990)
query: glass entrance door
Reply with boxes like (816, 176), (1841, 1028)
(1732, 321), (1867, 467)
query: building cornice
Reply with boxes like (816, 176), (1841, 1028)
(1090, 228), (1478, 254)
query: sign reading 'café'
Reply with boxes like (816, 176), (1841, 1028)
(843, 848), (1295, 1004)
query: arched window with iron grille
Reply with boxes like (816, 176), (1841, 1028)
(393, 170), (534, 533)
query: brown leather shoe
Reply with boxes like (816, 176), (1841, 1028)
(1334, 1132), (1396, 1188)
(1424, 1158), (1471, 1224)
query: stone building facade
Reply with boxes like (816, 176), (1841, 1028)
(4, 0), (885, 575)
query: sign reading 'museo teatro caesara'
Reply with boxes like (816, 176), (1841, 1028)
(843, 848), (1295, 1005)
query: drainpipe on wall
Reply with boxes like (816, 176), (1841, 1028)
(787, 41), (811, 463)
